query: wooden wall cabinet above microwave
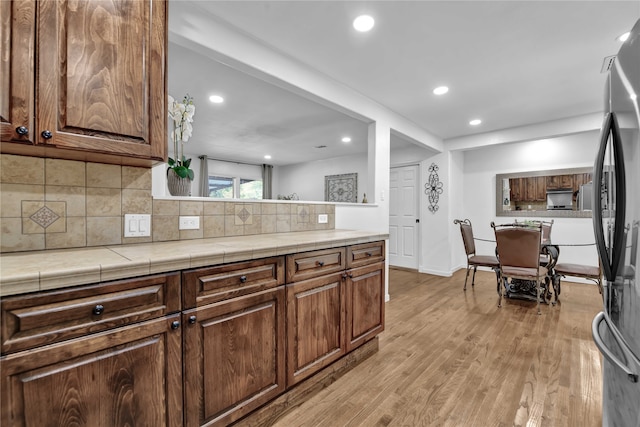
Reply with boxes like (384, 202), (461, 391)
(0, 0), (167, 167)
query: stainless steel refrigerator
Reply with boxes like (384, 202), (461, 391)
(591, 18), (640, 427)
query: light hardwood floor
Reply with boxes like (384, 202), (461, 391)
(272, 268), (604, 427)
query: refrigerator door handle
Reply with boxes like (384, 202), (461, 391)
(592, 311), (639, 383)
(592, 111), (627, 281)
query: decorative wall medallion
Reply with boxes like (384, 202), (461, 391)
(425, 163), (444, 214)
(325, 173), (357, 203)
(234, 204), (253, 225)
(297, 206), (310, 223)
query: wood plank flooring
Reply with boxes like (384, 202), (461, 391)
(271, 268), (604, 427)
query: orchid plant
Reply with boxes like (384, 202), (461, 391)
(167, 94), (196, 180)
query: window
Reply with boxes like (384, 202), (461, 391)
(240, 178), (263, 199)
(208, 176), (234, 198)
(207, 159), (264, 199)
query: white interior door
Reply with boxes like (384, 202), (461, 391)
(389, 165), (419, 269)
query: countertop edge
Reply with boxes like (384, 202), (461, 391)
(0, 230), (389, 297)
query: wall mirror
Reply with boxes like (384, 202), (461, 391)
(496, 167), (594, 218)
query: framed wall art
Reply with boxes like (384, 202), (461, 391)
(325, 173), (358, 203)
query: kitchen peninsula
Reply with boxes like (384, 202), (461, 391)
(1, 229), (387, 426)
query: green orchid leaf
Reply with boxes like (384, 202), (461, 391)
(174, 166), (189, 179)
(187, 169), (195, 180)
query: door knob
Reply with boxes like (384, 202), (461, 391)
(41, 130), (53, 139)
(15, 126), (28, 136)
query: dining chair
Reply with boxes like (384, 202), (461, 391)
(492, 221), (548, 314)
(514, 219), (554, 264)
(453, 219), (500, 291)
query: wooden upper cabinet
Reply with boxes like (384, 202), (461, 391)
(524, 176), (546, 202)
(546, 174), (574, 190)
(1, 0), (167, 166)
(0, 0), (36, 144)
(509, 178), (522, 202)
(573, 173), (592, 192)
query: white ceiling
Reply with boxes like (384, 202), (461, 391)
(168, 1), (639, 166)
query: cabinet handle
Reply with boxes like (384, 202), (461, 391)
(348, 273), (354, 278)
(92, 304), (104, 315)
(365, 252), (373, 257)
(188, 315), (197, 324)
(15, 126), (28, 136)
(41, 130), (53, 139)
(239, 275), (247, 283)
(317, 261), (325, 267)
(171, 320), (180, 330)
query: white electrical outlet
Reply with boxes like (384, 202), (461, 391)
(179, 216), (200, 230)
(124, 214), (151, 237)
(318, 214), (328, 224)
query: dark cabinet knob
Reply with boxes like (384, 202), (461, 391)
(41, 130), (53, 139)
(239, 275), (247, 283)
(317, 261), (325, 267)
(188, 315), (197, 324)
(365, 252), (373, 257)
(171, 321), (180, 330)
(92, 304), (104, 315)
(15, 126), (28, 136)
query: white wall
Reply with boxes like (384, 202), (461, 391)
(459, 130), (601, 273)
(276, 153), (368, 202)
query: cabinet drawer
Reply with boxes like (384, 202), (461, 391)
(286, 247), (346, 283)
(182, 257), (285, 308)
(347, 241), (385, 268)
(1, 273), (181, 354)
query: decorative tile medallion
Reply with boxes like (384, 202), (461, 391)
(235, 204), (253, 225)
(30, 206), (60, 228)
(297, 206), (310, 223)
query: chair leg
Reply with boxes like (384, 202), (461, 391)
(497, 276), (503, 308)
(536, 278), (541, 315)
(471, 266), (477, 287)
(464, 265), (470, 291)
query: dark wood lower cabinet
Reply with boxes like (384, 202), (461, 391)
(286, 272), (346, 386)
(0, 315), (183, 427)
(182, 287), (286, 427)
(346, 262), (385, 352)
(1, 242), (386, 427)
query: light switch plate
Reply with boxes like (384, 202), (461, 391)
(179, 216), (200, 230)
(318, 214), (328, 224)
(124, 214), (151, 237)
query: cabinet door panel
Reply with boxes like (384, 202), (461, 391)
(36, 0), (166, 160)
(286, 273), (345, 386)
(346, 262), (385, 352)
(1, 315), (182, 427)
(183, 288), (285, 427)
(0, 0), (36, 144)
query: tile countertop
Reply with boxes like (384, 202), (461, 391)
(0, 229), (389, 297)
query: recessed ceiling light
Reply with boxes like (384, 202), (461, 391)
(353, 15), (374, 32)
(631, 93), (637, 100)
(618, 32), (630, 42)
(341, 136), (352, 143)
(209, 95), (224, 103)
(469, 119), (482, 126)
(264, 155), (271, 160)
(433, 86), (449, 95)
